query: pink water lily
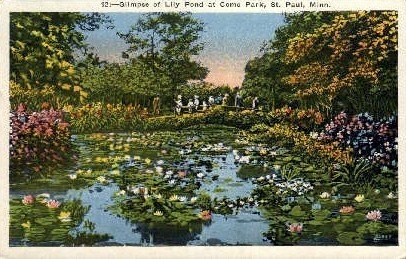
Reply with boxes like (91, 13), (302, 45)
(366, 210), (382, 221)
(22, 195), (35, 205)
(47, 199), (61, 209)
(288, 223), (303, 233)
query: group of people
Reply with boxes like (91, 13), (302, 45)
(174, 93), (260, 115)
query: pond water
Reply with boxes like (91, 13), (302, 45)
(10, 126), (398, 246)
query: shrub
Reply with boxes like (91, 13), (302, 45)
(10, 104), (71, 172)
(319, 112), (397, 168)
(66, 102), (147, 133)
(256, 123), (353, 165)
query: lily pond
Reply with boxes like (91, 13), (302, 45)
(10, 126), (398, 246)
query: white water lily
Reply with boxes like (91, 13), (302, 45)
(116, 190), (126, 196)
(178, 196), (187, 202)
(197, 173), (204, 178)
(270, 151), (277, 156)
(168, 180), (176, 185)
(155, 166), (164, 174)
(165, 171), (173, 176)
(239, 156), (250, 164)
(153, 210), (163, 216)
(232, 150), (239, 156)
(190, 197), (198, 203)
(387, 192), (396, 199)
(157, 160), (165, 165)
(68, 174), (77, 180)
(320, 192), (331, 199)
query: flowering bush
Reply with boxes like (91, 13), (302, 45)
(258, 123), (353, 165)
(10, 81), (65, 111)
(10, 104), (71, 172)
(319, 112), (397, 168)
(267, 106), (324, 131)
(66, 102), (147, 133)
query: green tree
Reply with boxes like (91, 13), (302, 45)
(10, 12), (111, 105)
(118, 12), (208, 100)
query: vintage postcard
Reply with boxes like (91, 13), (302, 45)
(0, 0), (405, 258)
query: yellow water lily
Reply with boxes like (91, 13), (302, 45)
(169, 194), (179, 201)
(354, 194), (365, 203)
(58, 211), (72, 222)
(21, 221), (31, 228)
(144, 158), (151, 165)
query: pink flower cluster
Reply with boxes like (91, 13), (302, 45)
(10, 104), (71, 171)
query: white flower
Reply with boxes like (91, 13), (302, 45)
(169, 180), (176, 185)
(68, 174), (77, 180)
(116, 190), (126, 196)
(153, 210), (163, 216)
(270, 151), (277, 156)
(178, 196), (187, 202)
(165, 171), (173, 176)
(157, 160), (165, 165)
(155, 166), (164, 174)
(154, 193), (162, 199)
(387, 192), (396, 199)
(320, 192), (330, 199)
(197, 173), (204, 178)
(190, 197), (198, 203)
(239, 156), (250, 164)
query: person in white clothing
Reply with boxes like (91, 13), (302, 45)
(202, 101), (208, 111)
(187, 99), (194, 113)
(252, 97), (259, 110)
(208, 96), (215, 106)
(194, 95), (200, 111)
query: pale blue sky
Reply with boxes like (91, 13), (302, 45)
(84, 13), (285, 86)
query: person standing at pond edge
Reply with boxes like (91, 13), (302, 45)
(194, 95), (200, 111)
(153, 95), (160, 115)
(187, 99), (194, 113)
(208, 96), (215, 107)
(222, 94), (229, 106)
(235, 92), (243, 108)
(252, 97), (259, 110)
(175, 95), (182, 115)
